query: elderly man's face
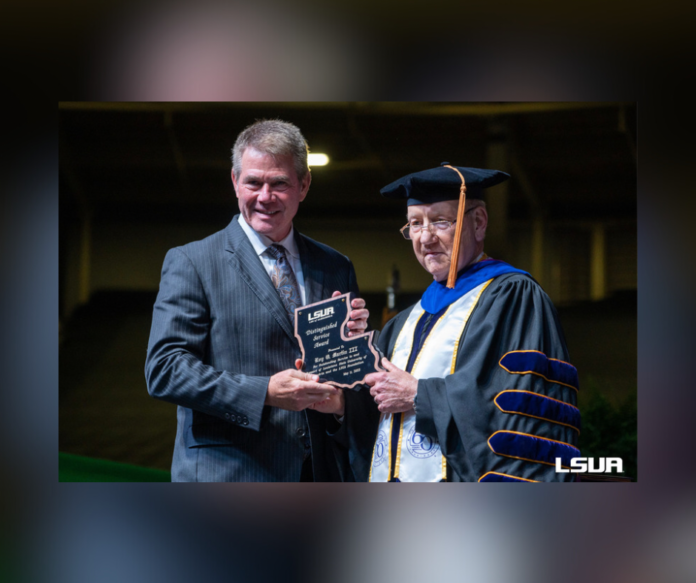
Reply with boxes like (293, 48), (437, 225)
(232, 147), (310, 242)
(407, 200), (485, 281)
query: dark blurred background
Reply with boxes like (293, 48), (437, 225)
(59, 102), (636, 477)
(7, 0), (696, 577)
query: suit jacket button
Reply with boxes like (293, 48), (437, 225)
(225, 413), (230, 420)
(230, 414), (237, 423)
(242, 418), (249, 426)
(296, 428), (306, 437)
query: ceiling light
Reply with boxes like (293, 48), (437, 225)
(308, 153), (329, 166)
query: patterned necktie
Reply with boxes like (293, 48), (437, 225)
(265, 244), (302, 319)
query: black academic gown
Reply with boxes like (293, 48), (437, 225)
(338, 272), (580, 482)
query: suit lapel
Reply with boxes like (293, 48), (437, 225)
(296, 232), (326, 305)
(224, 216), (297, 343)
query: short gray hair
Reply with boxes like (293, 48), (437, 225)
(231, 119), (310, 182)
(465, 199), (486, 211)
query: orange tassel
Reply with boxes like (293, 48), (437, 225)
(443, 165), (467, 288)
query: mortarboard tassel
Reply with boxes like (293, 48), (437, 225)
(442, 165), (467, 288)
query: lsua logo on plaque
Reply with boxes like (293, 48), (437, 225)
(308, 307), (334, 322)
(294, 292), (383, 389)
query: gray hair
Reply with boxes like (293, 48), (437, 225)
(231, 119), (310, 182)
(465, 199), (486, 211)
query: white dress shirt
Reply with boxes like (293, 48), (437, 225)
(237, 214), (307, 305)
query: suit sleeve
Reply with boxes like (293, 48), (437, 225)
(145, 248), (268, 431)
(414, 275), (580, 482)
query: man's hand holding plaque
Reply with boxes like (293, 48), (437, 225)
(294, 292), (383, 392)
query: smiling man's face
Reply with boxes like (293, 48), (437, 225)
(232, 147), (311, 242)
(408, 200), (486, 281)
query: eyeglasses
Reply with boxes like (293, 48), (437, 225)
(400, 220), (454, 240)
(399, 209), (475, 240)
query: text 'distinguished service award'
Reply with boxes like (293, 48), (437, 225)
(294, 293), (383, 389)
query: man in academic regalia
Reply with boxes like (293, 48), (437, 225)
(325, 163), (581, 482)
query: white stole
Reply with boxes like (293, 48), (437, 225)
(369, 280), (492, 482)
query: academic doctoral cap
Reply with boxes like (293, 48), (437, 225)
(381, 162), (510, 288)
(380, 162), (510, 205)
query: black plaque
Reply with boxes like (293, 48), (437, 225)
(294, 293), (383, 389)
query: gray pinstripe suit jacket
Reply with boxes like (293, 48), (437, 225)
(145, 215), (359, 482)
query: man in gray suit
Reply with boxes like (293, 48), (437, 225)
(145, 120), (368, 482)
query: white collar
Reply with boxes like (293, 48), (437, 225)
(237, 214), (300, 259)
